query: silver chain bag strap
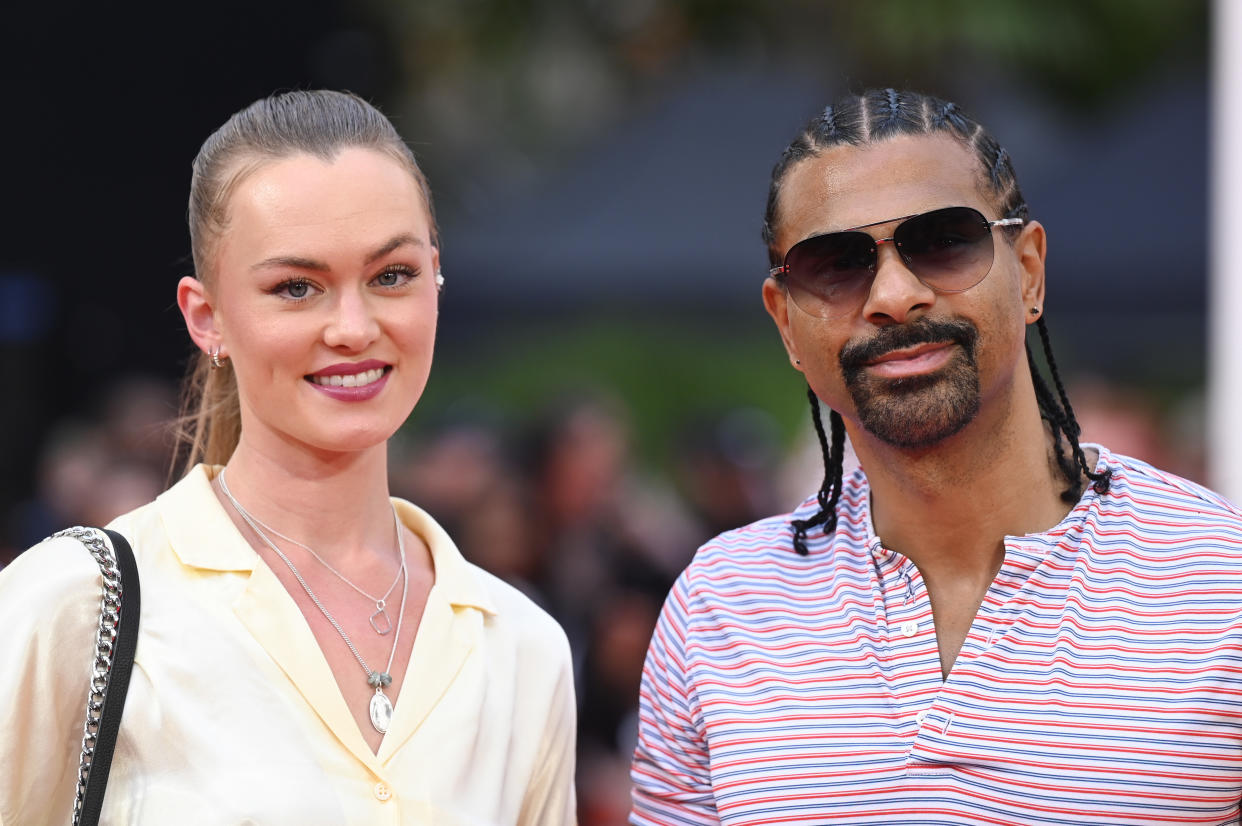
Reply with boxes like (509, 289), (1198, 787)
(51, 527), (141, 826)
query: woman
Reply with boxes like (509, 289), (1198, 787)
(0, 90), (576, 825)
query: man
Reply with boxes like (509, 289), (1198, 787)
(630, 89), (1242, 825)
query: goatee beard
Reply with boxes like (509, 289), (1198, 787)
(838, 318), (981, 449)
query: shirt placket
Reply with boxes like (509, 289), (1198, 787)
(904, 535), (1050, 776)
(872, 543), (945, 752)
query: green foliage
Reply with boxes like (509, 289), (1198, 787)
(830, 0), (1207, 106)
(358, 0), (1206, 214)
(410, 314), (807, 468)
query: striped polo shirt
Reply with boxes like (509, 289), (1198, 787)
(631, 446), (1242, 825)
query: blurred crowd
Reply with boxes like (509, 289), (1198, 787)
(0, 373), (1208, 825)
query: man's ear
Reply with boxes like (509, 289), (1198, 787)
(1016, 220), (1047, 324)
(177, 276), (223, 356)
(762, 278), (805, 372)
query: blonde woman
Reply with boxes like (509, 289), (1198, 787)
(0, 90), (576, 825)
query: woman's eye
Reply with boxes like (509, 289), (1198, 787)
(374, 267), (415, 288)
(272, 279), (317, 300)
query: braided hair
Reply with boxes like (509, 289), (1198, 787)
(764, 89), (1111, 556)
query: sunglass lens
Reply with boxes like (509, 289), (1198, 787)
(784, 231), (876, 316)
(895, 206), (994, 291)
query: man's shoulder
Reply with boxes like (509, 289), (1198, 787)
(1092, 448), (1242, 560)
(1103, 447), (1242, 523)
(682, 470), (870, 582)
(694, 512), (799, 563)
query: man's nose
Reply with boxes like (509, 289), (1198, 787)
(860, 240), (936, 325)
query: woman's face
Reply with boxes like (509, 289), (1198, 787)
(186, 147), (440, 459)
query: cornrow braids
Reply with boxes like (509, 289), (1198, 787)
(765, 88), (1109, 554)
(791, 387), (846, 556)
(1033, 317), (1113, 495)
(1026, 342), (1085, 502)
(820, 104), (839, 139)
(762, 89), (1026, 261)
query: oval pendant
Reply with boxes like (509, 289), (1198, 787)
(369, 689), (393, 734)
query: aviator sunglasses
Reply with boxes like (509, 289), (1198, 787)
(769, 205), (1025, 319)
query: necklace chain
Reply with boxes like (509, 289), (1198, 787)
(223, 500), (404, 634)
(218, 467), (407, 734)
(233, 506), (402, 608)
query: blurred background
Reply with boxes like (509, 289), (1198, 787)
(0, 0), (1210, 821)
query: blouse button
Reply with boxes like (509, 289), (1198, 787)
(901, 620), (919, 637)
(374, 781), (393, 802)
(915, 709), (929, 725)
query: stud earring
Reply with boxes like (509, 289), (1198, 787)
(435, 270), (445, 290)
(1029, 306), (1040, 316)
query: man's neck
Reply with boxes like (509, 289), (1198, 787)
(850, 380), (1081, 676)
(853, 382), (1073, 589)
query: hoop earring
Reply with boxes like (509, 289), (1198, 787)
(209, 346), (226, 370)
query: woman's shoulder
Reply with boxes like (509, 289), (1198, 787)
(1, 496), (167, 632)
(4, 531), (106, 600)
(392, 497), (570, 658)
(469, 563), (568, 644)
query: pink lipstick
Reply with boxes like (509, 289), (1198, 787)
(306, 360), (391, 401)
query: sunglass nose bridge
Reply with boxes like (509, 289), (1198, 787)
(872, 235), (908, 268)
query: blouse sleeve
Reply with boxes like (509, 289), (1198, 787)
(518, 626), (578, 826)
(0, 535), (107, 826)
(629, 573), (720, 826)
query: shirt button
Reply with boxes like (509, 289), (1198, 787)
(915, 709), (929, 725)
(901, 620), (919, 637)
(373, 781), (392, 802)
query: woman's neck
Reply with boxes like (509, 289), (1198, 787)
(215, 435), (397, 563)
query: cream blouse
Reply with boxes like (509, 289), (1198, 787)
(0, 466), (576, 825)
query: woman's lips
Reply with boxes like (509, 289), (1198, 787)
(305, 362), (391, 400)
(864, 342), (956, 379)
(309, 366), (386, 388)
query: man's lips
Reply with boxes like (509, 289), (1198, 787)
(839, 318), (979, 380)
(865, 341), (953, 365)
(863, 341), (956, 378)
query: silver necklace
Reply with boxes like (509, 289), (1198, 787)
(225, 501), (404, 635)
(219, 468), (406, 735)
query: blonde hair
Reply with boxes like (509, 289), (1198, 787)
(173, 90), (438, 476)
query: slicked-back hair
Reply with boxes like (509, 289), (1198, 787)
(766, 89), (1110, 556)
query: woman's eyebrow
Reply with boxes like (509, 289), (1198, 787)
(251, 233), (426, 272)
(364, 233), (424, 264)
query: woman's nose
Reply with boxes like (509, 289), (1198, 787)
(323, 290), (381, 351)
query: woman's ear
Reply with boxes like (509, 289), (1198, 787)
(177, 276), (223, 356)
(432, 245), (444, 293)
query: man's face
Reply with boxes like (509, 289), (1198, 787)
(762, 133), (1046, 452)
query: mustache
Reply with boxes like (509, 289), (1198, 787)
(839, 318), (979, 373)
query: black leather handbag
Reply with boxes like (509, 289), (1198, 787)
(52, 527), (141, 826)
